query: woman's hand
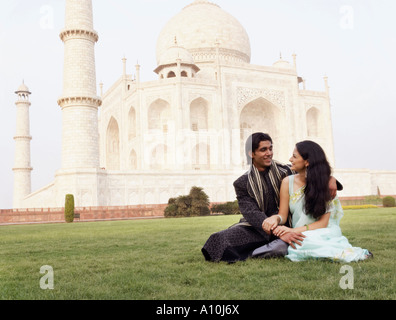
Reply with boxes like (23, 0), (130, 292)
(273, 226), (292, 237)
(279, 232), (305, 249)
(262, 215), (280, 235)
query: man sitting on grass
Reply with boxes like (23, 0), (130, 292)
(201, 132), (340, 263)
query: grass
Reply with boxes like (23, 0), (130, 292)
(0, 207), (395, 300)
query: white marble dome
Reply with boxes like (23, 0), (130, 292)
(15, 82), (31, 93)
(272, 58), (292, 69)
(156, 0), (251, 65)
(158, 42), (195, 66)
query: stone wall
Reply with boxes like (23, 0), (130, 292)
(0, 204), (167, 226)
(334, 169), (396, 197)
(20, 170), (241, 209)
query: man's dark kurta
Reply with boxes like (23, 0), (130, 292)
(201, 163), (292, 262)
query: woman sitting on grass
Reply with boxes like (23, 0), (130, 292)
(261, 140), (372, 262)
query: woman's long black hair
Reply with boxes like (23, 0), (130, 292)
(295, 140), (332, 219)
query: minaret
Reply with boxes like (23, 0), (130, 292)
(135, 63), (141, 86)
(57, 0), (101, 169)
(13, 82), (33, 208)
(323, 75), (330, 96)
(122, 57), (127, 79)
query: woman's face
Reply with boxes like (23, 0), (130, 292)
(289, 147), (309, 172)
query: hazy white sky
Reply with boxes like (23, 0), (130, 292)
(1, 0), (395, 209)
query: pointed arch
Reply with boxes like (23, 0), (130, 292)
(106, 117), (120, 170)
(306, 107), (320, 137)
(128, 106), (136, 140)
(150, 144), (168, 170)
(148, 99), (171, 133)
(129, 149), (137, 170)
(192, 142), (210, 170)
(190, 97), (208, 131)
(240, 97), (280, 138)
(239, 97), (281, 165)
(167, 71), (176, 78)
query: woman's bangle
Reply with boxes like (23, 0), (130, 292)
(276, 214), (283, 225)
(305, 224), (309, 230)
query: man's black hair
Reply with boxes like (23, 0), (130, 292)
(245, 132), (273, 164)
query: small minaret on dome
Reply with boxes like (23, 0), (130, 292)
(13, 81), (33, 208)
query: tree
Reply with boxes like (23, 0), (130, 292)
(164, 186), (210, 218)
(189, 186), (210, 216)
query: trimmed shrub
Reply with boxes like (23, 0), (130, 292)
(383, 196), (396, 207)
(342, 205), (378, 210)
(64, 194), (75, 223)
(164, 186), (210, 218)
(364, 195), (381, 205)
(189, 186), (210, 216)
(211, 201), (241, 215)
(164, 198), (178, 218)
(164, 203), (178, 218)
(176, 195), (192, 217)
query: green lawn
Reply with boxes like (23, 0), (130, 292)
(0, 208), (395, 300)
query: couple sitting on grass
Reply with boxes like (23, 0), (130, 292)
(202, 132), (372, 263)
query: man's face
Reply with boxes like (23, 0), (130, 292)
(250, 140), (273, 171)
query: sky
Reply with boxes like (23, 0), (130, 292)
(0, 0), (395, 209)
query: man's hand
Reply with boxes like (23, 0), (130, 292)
(262, 215), (280, 235)
(329, 176), (337, 199)
(279, 232), (305, 249)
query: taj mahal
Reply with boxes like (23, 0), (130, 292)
(12, 0), (396, 209)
